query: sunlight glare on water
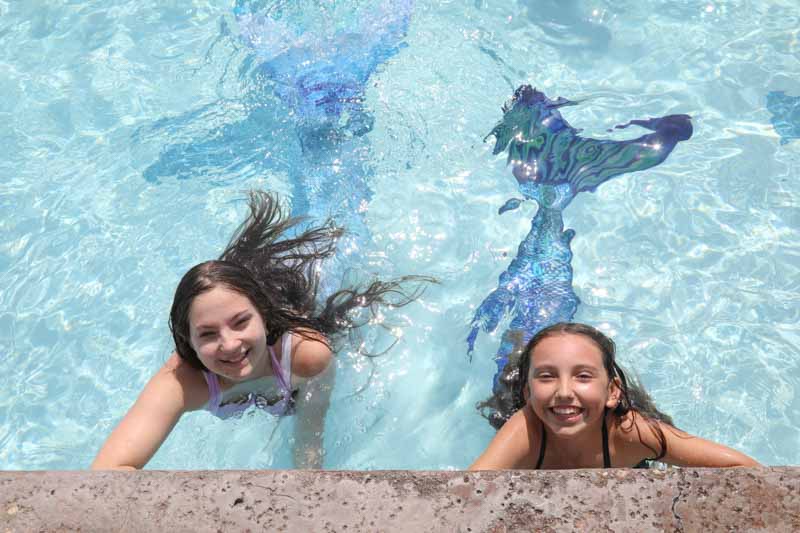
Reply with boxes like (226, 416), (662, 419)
(0, 0), (799, 469)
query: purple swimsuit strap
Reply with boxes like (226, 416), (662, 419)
(268, 340), (291, 393)
(202, 369), (222, 415)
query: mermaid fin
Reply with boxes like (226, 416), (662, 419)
(565, 114), (693, 193)
(467, 287), (516, 358)
(498, 198), (524, 214)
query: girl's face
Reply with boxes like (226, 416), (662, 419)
(188, 285), (269, 383)
(527, 333), (620, 438)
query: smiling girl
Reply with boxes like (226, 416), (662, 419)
(470, 322), (759, 469)
(92, 191), (429, 470)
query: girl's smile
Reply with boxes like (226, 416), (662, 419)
(219, 350), (248, 366)
(549, 405), (584, 423)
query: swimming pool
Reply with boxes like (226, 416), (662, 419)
(1, 0), (798, 470)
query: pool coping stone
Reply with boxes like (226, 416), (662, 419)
(2, 467), (798, 531)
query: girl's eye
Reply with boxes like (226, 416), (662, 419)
(576, 373), (593, 381)
(235, 316), (250, 328)
(199, 331), (216, 339)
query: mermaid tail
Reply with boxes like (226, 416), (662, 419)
(138, 1), (414, 297)
(234, 1), (414, 293)
(470, 85), (693, 392)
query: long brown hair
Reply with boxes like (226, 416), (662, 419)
(169, 190), (434, 369)
(478, 322), (675, 461)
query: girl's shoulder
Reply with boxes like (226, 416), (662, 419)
(469, 406), (543, 470)
(153, 352), (210, 412)
(609, 410), (666, 464)
(610, 409), (760, 467)
(287, 328), (332, 379)
(500, 406), (545, 467)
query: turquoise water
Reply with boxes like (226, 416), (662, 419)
(1, 1), (799, 470)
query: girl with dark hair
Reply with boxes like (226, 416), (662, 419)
(92, 191), (431, 470)
(470, 322), (759, 469)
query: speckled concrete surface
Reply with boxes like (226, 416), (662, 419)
(2, 468), (798, 532)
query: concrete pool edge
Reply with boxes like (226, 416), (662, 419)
(2, 468), (798, 531)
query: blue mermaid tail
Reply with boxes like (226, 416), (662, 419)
(234, 1), (414, 286)
(468, 85), (693, 397)
(139, 1), (415, 292)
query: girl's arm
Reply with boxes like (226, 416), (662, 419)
(630, 415), (761, 467)
(90, 354), (207, 470)
(290, 330), (334, 469)
(469, 406), (540, 470)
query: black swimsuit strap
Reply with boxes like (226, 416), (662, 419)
(535, 416), (612, 469)
(535, 420), (547, 469)
(602, 415), (612, 468)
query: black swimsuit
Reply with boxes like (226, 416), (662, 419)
(534, 417), (652, 469)
(534, 418), (613, 469)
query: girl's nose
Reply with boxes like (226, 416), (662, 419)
(218, 331), (242, 353)
(555, 378), (574, 399)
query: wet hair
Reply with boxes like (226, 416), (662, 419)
(169, 190), (433, 370)
(477, 322), (675, 461)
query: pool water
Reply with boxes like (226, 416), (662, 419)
(1, 0), (798, 470)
